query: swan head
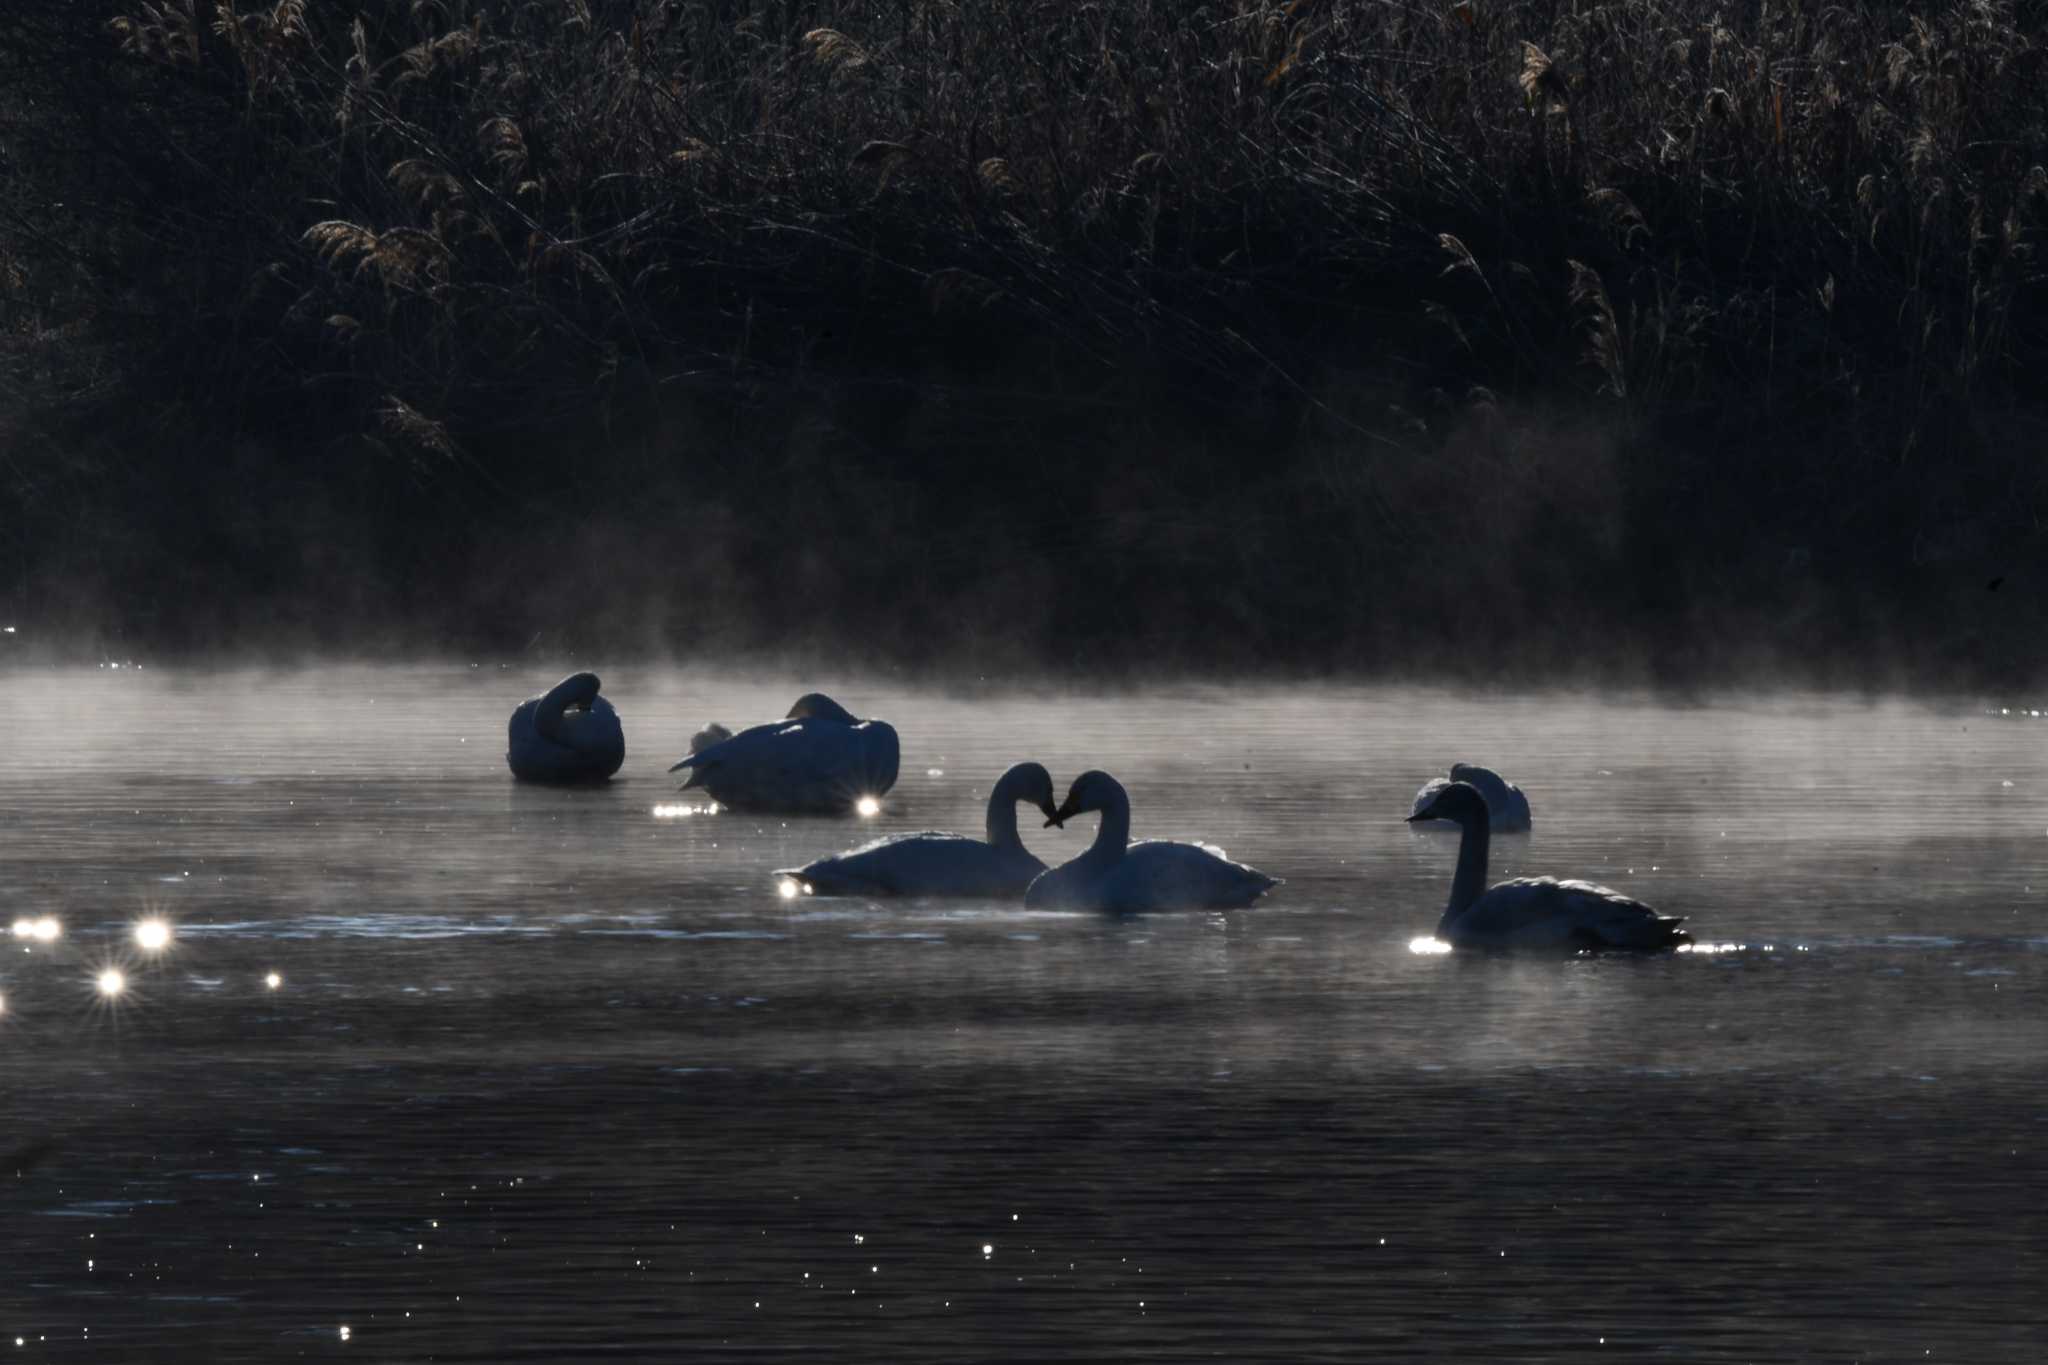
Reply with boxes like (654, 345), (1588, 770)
(1407, 780), (1489, 827)
(1009, 761), (1061, 824)
(689, 722), (733, 754)
(1045, 769), (1122, 828)
(786, 692), (858, 724)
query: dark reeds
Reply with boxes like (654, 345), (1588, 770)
(2, 0), (2045, 680)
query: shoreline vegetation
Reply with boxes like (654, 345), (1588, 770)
(2, 0), (2045, 683)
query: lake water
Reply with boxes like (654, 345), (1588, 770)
(2, 665), (2044, 1360)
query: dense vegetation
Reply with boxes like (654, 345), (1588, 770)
(3, 0), (2046, 681)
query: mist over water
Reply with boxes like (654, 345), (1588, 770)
(2, 665), (2044, 1359)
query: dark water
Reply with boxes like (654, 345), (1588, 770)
(2, 667), (2044, 1360)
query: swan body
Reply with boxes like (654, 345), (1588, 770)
(506, 672), (625, 782)
(667, 692), (899, 813)
(1410, 763), (1532, 832)
(775, 762), (1059, 898)
(1409, 781), (1687, 951)
(1024, 770), (1278, 913)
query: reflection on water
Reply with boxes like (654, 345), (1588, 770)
(1, 667), (2044, 1360)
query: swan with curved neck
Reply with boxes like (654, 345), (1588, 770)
(506, 671), (626, 783)
(776, 762), (1060, 898)
(1024, 770), (1278, 913)
(667, 691), (899, 814)
(1409, 781), (1688, 951)
(1410, 763), (1532, 832)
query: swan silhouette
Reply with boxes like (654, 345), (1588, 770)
(1024, 770), (1278, 913)
(775, 762), (1060, 898)
(506, 672), (625, 783)
(1409, 763), (1532, 832)
(1409, 781), (1688, 951)
(667, 693), (899, 813)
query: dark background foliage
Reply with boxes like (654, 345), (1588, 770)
(3, 0), (2045, 681)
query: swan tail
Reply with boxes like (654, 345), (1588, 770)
(667, 754), (714, 790)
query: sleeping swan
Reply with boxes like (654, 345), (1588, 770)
(774, 762), (1059, 898)
(506, 672), (625, 782)
(1024, 770), (1278, 913)
(1409, 781), (1688, 951)
(1409, 763), (1532, 832)
(667, 692), (899, 814)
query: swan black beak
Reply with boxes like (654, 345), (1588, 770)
(1404, 811), (1429, 824)
(1044, 799), (1077, 829)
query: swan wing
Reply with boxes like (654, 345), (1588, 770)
(1026, 840), (1278, 914)
(779, 832), (1042, 899)
(1449, 877), (1685, 951)
(1105, 840), (1280, 913)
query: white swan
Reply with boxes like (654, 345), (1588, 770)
(774, 762), (1060, 898)
(1410, 763), (1532, 832)
(667, 692), (899, 813)
(506, 672), (625, 782)
(1024, 770), (1278, 913)
(1409, 781), (1688, 951)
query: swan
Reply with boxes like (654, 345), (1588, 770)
(774, 762), (1060, 898)
(1408, 781), (1688, 951)
(667, 692), (899, 813)
(1024, 770), (1279, 913)
(1409, 763), (1532, 832)
(506, 672), (625, 782)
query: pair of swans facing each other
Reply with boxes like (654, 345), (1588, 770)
(507, 672), (625, 783)
(670, 693), (899, 815)
(1410, 781), (1689, 952)
(782, 768), (1280, 913)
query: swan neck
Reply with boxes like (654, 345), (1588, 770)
(1441, 814), (1491, 933)
(984, 773), (1025, 852)
(534, 673), (598, 743)
(1086, 787), (1131, 860)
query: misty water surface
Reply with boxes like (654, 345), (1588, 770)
(2, 666), (2044, 1361)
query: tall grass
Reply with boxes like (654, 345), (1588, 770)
(2, 0), (2045, 676)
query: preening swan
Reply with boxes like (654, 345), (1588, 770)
(775, 762), (1060, 898)
(1410, 763), (1532, 832)
(667, 692), (899, 814)
(1409, 781), (1688, 951)
(1024, 770), (1278, 913)
(506, 672), (625, 783)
